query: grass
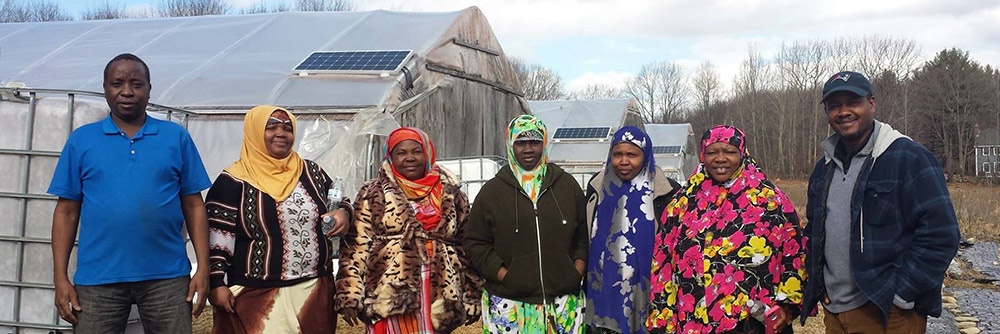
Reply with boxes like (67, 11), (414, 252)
(192, 180), (998, 334)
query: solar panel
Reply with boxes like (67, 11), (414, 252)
(552, 127), (611, 140)
(652, 146), (682, 154)
(293, 50), (412, 73)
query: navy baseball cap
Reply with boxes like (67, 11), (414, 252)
(822, 71), (873, 102)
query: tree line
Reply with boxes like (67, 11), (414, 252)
(5, 6), (995, 179)
(513, 36), (1000, 179)
(0, 0), (355, 22)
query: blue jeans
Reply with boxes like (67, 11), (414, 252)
(73, 276), (192, 334)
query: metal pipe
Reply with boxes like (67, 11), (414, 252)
(0, 148), (60, 156)
(0, 235), (59, 243)
(68, 93), (76, 132)
(0, 320), (71, 331)
(12, 92), (41, 334)
(365, 134), (375, 179)
(0, 191), (57, 200)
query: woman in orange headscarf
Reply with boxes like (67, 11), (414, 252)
(335, 127), (483, 333)
(206, 105), (352, 334)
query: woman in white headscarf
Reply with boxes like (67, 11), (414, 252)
(583, 126), (681, 334)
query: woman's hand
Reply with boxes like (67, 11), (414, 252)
(208, 286), (235, 313)
(574, 259), (586, 277)
(340, 308), (361, 326)
(771, 306), (790, 333)
(322, 209), (350, 237)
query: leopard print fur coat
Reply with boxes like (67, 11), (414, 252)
(335, 161), (484, 332)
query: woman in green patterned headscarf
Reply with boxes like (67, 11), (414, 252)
(465, 114), (590, 334)
(506, 114), (549, 202)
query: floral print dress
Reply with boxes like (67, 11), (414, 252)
(647, 125), (808, 333)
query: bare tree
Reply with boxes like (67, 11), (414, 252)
(1, 0), (71, 22)
(508, 57), (566, 101)
(569, 83), (623, 100)
(240, 1), (290, 14)
(658, 62), (689, 123)
(825, 37), (857, 73)
(730, 44), (776, 167)
(1, 0), (31, 22)
(296, 0), (356, 11)
(852, 36), (922, 133)
(771, 40), (833, 174)
(82, 1), (129, 20)
(854, 35), (921, 82)
(158, 0), (229, 17)
(30, 0), (72, 21)
(624, 61), (688, 123)
(692, 61), (723, 111)
(625, 63), (662, 123)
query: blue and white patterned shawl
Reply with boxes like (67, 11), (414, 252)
(585, 126), (657, 333)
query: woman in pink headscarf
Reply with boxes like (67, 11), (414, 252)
(647, 125), (807, 334)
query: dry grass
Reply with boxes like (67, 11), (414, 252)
(946, 182), (1000, 243)
(194, 311), (823, 334)
(772, 179), (1000, 244)
(193, 180), (998, 333)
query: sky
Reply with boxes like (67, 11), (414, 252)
(61, 0), (1000, 94)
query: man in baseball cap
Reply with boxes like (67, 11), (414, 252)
(821, 71), (874, 102)
(800, 70), (960, 333)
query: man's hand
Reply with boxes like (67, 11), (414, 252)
(52, 199), (82, 324)
(497, 267), (508, 282)
(340, 308), (360, 326)
(180, 193), (210, 316)
(188, 268), (209, 316)
(574, 259), (586, 277)
(208, 286), (235, 313)
(54, 278), (81, 324)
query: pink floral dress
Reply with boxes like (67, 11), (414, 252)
(646, 125), (807, 333)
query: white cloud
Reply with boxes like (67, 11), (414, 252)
(124, 0), (1000, 88)
(565, 71), (633, 93)
(226, 0), (263, 8)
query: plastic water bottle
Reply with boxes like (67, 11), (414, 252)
(323, 178), (344, 258)
(747, 299), (766, 322)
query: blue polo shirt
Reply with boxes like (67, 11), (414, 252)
(48, 115), (212, 285)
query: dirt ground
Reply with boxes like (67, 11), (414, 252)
(193, 310), (824, 334)
(192, 180), (997, 334)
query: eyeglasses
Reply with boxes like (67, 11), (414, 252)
(266, 117), (292, 127)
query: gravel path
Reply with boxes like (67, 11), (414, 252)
(950, 241), (1000, 334)
(950, 288), (1000, 334)
(927, 307), (958, 334)
(961, 241), (1000, 279)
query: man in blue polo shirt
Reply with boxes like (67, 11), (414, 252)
(49, 53), (212, 333)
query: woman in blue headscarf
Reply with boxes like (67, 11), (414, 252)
(583, 126), (681, 334)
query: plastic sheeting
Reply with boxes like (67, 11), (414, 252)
(645, 123), (696, 181)
(0, 94), (395, 332)
(298, 109), (400, 200)
(0, 10), (463, 109)
(437, 156), (503, 204)
(529, 99), (634, 128)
